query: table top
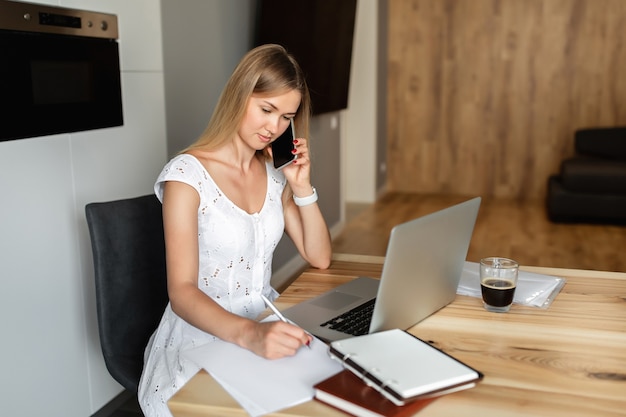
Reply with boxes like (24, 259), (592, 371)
(168, 253), (626, 417)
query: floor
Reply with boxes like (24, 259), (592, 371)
(93, 390), (142, 417)
(335, 193), (626, 273)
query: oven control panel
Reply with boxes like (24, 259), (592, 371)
(0, 0), (118, 39)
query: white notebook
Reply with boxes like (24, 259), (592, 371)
(328, 329), (483, 405)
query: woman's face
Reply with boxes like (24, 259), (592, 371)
(239, 89), (301, 151)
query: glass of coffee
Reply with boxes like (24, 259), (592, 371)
(479, 257), (519, 313)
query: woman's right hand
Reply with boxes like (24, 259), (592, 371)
(243, 320), (312, 360)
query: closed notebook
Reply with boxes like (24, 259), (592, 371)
(328, 329), (483, 406)
(314, 369), (436, 417)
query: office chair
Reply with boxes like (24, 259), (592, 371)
(85, 194), (169, 392)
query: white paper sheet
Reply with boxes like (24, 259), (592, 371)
(457, 261), (566, 308)
(182, 316), (342, 417)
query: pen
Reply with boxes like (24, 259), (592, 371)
(260, 294), (312, 349)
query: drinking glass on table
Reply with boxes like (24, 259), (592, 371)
(479, 257), (519, 313)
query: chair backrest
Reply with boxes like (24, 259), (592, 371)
(85, 194), (169, 392)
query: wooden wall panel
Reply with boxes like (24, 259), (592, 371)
(387, 0), (626, 200)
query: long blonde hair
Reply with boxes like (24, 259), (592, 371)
(183, 44), (311, 155)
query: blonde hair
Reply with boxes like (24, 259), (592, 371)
(183, 44), (311, 154)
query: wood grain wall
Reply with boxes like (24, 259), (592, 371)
(386, 0), (626, 200)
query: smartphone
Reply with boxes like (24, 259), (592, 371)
(272, 118), (296, 170)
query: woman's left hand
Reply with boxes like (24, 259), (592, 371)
(279, 136), (332, 270)
(282, 137), (313, 195)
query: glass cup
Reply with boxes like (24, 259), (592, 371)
(479, 257), (519, 313)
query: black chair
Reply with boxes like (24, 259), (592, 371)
(85, 194), (169, 392)
(547, 127), (626, 224)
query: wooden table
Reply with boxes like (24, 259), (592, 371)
(169, 254), (626, 417)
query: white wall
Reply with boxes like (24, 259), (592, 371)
(0, 1), (379, 415)
(0, 1), (168, 415)
(160, 0), (344, 293)
(161, 0), (257, 157)
(344, 0), (379, 203)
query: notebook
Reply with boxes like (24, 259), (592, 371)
(327, 329), (483, 405)
(314, 369), (437, 417)
(282, 197), (481, 342)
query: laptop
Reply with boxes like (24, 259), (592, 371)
(282, 197), (481, 342)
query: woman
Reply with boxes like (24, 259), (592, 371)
(138, 44), (332, 416)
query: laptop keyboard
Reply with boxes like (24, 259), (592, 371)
(320, 298), (376, 336)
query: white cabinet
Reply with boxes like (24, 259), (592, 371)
(0, 1), (167, 415)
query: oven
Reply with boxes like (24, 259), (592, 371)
(0, 0), (123, 142)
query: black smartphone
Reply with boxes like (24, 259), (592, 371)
(272, 118), (296, 170)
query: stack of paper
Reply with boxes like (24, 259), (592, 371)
(182, 316), (342, 417)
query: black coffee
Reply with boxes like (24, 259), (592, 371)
(481, 278), (515, 307)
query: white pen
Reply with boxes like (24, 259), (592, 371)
(260, 294), (312, 349)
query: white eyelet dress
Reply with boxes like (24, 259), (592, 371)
(138, 154), (285, 417)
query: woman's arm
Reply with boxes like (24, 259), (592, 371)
(161, 180), (310, 358)
(282, 138), (332, 269)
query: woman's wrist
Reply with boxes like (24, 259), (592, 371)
(233, 317), (257, 350)
(293, 187), (318, 207)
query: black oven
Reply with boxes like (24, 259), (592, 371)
(0, 0), (123, 142)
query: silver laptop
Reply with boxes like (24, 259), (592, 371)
(282, 197), (481, 342)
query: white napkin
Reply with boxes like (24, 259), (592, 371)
(457, 261), (566, 309)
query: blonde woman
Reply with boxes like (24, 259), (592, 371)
(138, 44), (331, 416)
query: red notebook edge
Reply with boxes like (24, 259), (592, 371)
(314, 369), (437, 417)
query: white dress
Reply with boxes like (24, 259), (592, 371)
(138, 154), (285, 417)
